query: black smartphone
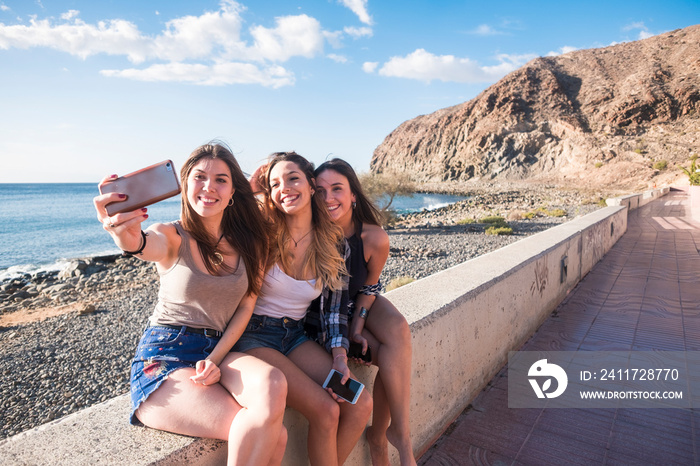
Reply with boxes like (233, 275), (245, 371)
(322, 369), (364, 404)
(100, 160), (181, 216)
(348, 341), (372, 363)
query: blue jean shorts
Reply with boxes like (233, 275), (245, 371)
(232, 314), (309, 356)
(129, 326), (221, 425)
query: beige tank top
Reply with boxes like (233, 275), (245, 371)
(149, 222), (248, 333)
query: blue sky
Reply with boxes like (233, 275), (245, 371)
(0, 1), (698, 183)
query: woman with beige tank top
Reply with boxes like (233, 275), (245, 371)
(93, 143), (287, 466)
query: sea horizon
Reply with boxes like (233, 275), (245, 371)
(0, 183), (466, 281)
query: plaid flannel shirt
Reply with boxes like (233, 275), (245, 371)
(304, 239), (350, 352)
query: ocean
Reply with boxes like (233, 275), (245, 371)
(0, 184), (465, 281)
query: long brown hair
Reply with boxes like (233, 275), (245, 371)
(314, 158), (384, 227)
(261, 152), (346, 291)
(180, 142), (269, 295)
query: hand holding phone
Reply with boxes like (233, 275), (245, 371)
(322, 369), (364, 404)
(99, 160), (181, 216)
(348, 341), (372, 363)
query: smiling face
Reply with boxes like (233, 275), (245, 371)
(316, 168), (355, 227)
(268, 160), (314, 216)
(185, 157), (234, 221)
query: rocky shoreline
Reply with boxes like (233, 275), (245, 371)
(0, 185), (604, 439)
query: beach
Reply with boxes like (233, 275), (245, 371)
(0, 185), (604, 439)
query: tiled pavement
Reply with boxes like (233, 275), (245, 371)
(419, 189), (700, 465)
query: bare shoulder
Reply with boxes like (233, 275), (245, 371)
(361, 223), (389, 253)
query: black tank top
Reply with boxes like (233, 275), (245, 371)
(346, 222), (368, 300)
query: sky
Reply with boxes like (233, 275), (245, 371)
(0, 1), (698, 183)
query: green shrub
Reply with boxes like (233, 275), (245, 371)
(523, 212), (536, 219)
(548, 208), (566, 217)
(485, 226), (513, 235)
(598, 198), (609, 207)
(480, 215), (506, 225)
(595, 162), (603, 168)
(456, 218), (475, 225)
(653, 160), (667, 170)
(386, 276), (415, 291)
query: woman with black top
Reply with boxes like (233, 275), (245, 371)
(315, 159), (416, 466)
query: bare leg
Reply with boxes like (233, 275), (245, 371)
(248, 344), (343, 466)
(363, 295), (416, 466)
(136, 352), (287, 466)
(288, 341), (373, 465)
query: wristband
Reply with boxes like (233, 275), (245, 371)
(123, 230), (148, 256)
(334, 353), (348, 362)
(359, 307), (369, 319)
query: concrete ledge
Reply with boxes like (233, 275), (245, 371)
(2, 189), (667, 465)
(606, 187), (669, 209)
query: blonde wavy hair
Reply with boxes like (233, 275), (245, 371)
(261, 152), (347, 291)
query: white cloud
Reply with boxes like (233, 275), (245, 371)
(470, 24), (502, 36)
(60, 10), (79, 21)
(623, 21), (657, 40)
(0, 1), (328, 87)
(362, 61), (378, 73)
(344, 26), (372, 39)
(375, 49), (534, 83)
(327, 53), (347, 63)
(1, 4), (11, 12)
(546, 45), (578, 56)
(339, 0), (372, 25)
(249, 14), (323, 62)
(100, 61), (295, 88)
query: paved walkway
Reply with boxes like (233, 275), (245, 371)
(419, 189), (700, 465)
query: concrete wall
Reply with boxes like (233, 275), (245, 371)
(1, 198), (647, 465)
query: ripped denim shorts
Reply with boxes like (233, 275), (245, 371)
(129, 326), (220, 426)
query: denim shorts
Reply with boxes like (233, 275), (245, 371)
(232, 314), (309, 356)
(129, 326), (221, 426)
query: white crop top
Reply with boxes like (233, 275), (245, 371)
(253, 264), (321, 320)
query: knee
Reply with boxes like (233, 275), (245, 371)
(356, 389), (373, 421)
(311, 396), (341, 431)
(265, 367), (288, 418)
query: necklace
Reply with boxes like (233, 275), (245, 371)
(290, 229), (312, 248)
(212, 233), (225, 266)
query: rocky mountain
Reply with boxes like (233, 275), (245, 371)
(370, 24), (700, 190)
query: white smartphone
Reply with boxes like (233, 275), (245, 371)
(322, 369), (364, 404)
(100, 160), (181, 216)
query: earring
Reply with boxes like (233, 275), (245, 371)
(228, 197), (234, 207)
(352, 201), (356, 209)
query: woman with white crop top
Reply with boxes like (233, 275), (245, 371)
(234, 151), (372, 465)
(93, 143), (287, 466)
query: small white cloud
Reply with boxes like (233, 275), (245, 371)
(101, 61), (295, 88)
(339, 0), (372, 25)
(1, 4), (10, 12)
(344, 25), (372, 39)
(362, 61), (378, 73)
(60, 10), (79, 21)
(376, 49), (533, 83)
(546, 45), (578, 56)
(622, 21), (657, 40)
(327, 53), (347, 63)
(249, 14), (324, 62)
(470, 24), (502, 36)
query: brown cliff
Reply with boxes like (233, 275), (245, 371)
(370, 24), (700, 190)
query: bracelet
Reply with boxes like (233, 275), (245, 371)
(358, 307), (369, 319)
(334, 353), (348, 361)
(123, 230), (148, 255)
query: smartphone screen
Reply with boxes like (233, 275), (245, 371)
(322, 369), (364, 404)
